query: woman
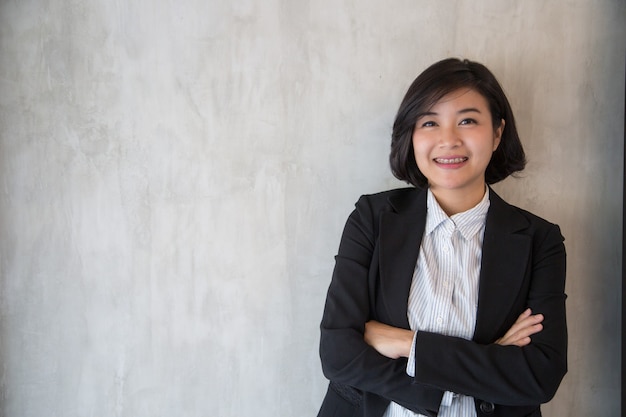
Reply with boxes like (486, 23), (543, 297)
(317, 58), (567, 417)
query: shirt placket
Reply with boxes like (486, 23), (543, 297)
(431, 221), (456, 333)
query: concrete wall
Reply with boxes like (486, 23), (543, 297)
(0, 1), (623, 416)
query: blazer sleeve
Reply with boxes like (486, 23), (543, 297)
(319, 195), (443, 415)
(412, 222), (567, 406)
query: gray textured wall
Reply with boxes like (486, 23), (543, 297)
(0, 1), (624, 416)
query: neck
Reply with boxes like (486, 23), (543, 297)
(430, 186), (487, 216)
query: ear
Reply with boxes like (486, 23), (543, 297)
(493, 119), (505, 151)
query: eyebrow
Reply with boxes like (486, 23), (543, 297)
(419, 107), (483, 117)
(458, 107), (482, 114)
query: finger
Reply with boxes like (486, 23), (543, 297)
(498, 323), (543, 346)
(516, 322), (543, 338)
(511, 336), (532, 347)
(504, 319), (544, 341)
(496, 313), (544, 346)
(503, 314), (544, 338)
(502, 309), (534, 337)
(517, 308), (532, 321)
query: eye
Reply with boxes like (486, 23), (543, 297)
(459, 118), (477, 125)
(420, 120), (437, 127)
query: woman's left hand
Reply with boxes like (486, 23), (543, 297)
(364, 320), (415, 359)
(495, 308), (544, 347)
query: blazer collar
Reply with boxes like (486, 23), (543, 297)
(473, 189), (531, 342)
(378, 187), (531, 341)
(379, 187), (428, 328)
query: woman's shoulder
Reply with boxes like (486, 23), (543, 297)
(491, 191), (563, 240)
(356, 186), (423, 212)
(360, 186), (419, 200)
(502, 199), (559, 228)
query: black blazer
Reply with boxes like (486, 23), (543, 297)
(318, 187), (567, 417)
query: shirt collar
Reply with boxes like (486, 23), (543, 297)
(425, 188), (490, 240)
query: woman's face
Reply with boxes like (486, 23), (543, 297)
(412, 88), (504, 202)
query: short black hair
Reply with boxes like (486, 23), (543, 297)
(389, 58), (526, 188)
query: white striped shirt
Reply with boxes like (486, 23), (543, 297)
(383, 188), (490, 417)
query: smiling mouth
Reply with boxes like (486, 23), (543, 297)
(434, 157), (468, 164)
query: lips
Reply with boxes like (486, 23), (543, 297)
(434, 157), (468, 164)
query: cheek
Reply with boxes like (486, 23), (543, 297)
(413, 144), (429, 165)
(411, 136), (425, 157)
(412, 142), (425, 165)
(412, 147), (429, 171)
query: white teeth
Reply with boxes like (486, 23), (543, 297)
(435, 157), (467, 164)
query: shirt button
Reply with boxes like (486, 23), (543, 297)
(436, 317), (443, 325)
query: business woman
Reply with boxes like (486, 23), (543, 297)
(317, 58), (567, 417)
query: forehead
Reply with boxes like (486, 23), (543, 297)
(428, 88), (490, 111)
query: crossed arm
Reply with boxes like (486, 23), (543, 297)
(364, 308), (545, 359)
(320, 194), (567, 411)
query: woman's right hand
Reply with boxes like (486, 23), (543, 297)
(495, 308), (544, 347)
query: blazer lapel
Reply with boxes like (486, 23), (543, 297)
(378, 188), (428, 329)
(473, 189), (532, 343)
(377, 187), (532, 340)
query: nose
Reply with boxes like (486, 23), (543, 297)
(438, 125), (461, 148)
